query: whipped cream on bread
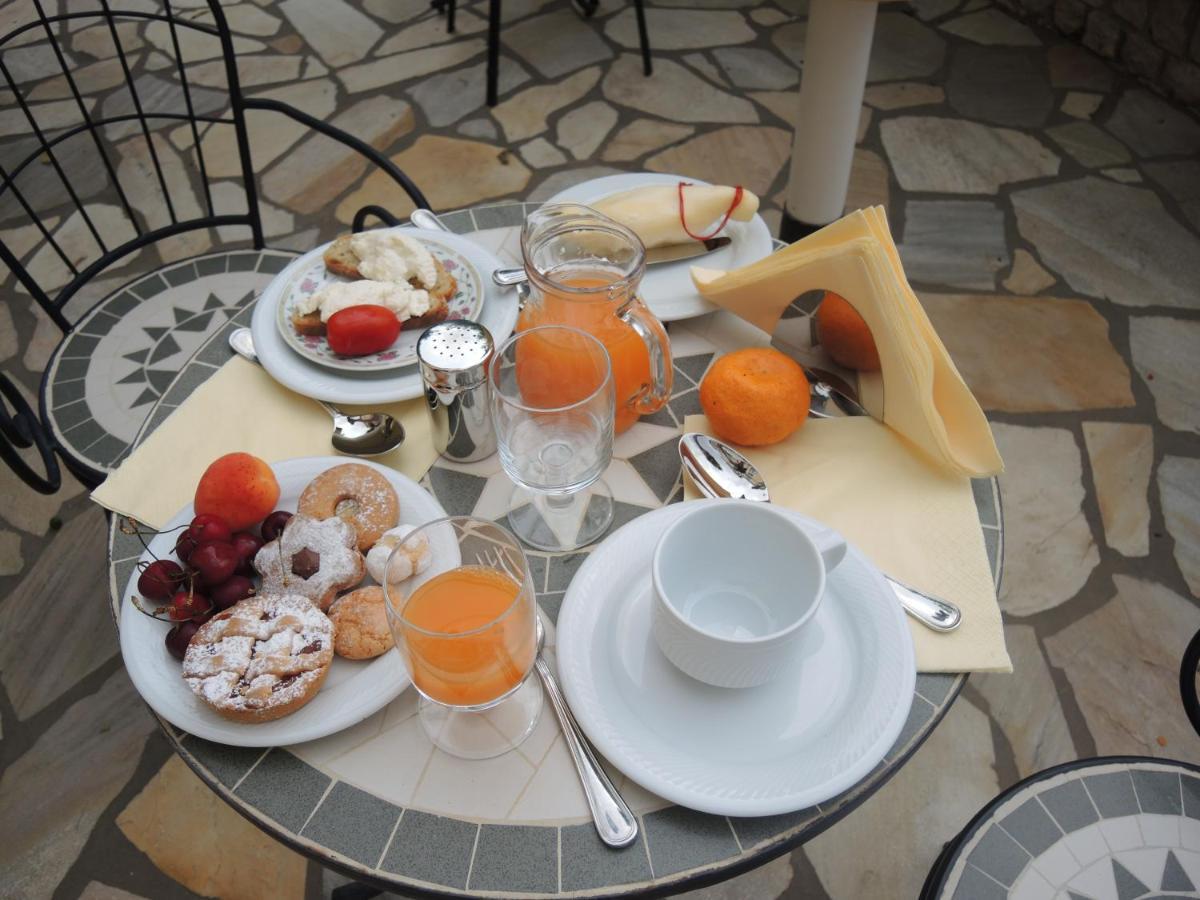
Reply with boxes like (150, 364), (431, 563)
(349, 231), (439, 288)
(296, 280), (431, 323)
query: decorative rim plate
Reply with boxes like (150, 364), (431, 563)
(118, 457), (454, 747)
(250, 229), (518, 405)
(274, 237), (483, 372)
(556, 500), (916, 817)
(545, 172), (776, 322)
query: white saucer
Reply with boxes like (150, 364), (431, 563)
(119, 457), (455, 747)
(546, 172), (775, 322)
(555, 500), (916, 817)
(250, 229), (518, 405)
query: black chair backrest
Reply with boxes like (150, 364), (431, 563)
(0, 0), (265, 333)
(1183, 628), (1200, 739)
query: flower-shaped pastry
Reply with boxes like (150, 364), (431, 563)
(254, 513), (365, 610)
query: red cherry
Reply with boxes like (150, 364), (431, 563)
(190, 513), (232, 544)
(138, 559), (185, 601)
(166, 620), (201, 660)
(169, 589), (211, 622)
(211, 575), (255, 610)
(260, 510), (293, 542)
(175, 527), (200, 563)
(231, 531), (263, 575)
(190, 540), (239, 587)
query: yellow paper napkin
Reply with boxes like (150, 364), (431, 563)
(691, 206), (1003, 479)
(683, 414), (1010, 673)
(91, 357), (439, 530)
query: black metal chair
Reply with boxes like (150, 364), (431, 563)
(432, 0), (652, 106)
(0, 1), (430, 494)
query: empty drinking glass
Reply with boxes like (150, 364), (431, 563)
(491, 325), (616, 552)
(382, 516), (543, 760)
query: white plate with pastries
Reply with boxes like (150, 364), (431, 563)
(546, 172), (775, 322)
(251, 228), (518, 405)
(118, 457), (457, 747)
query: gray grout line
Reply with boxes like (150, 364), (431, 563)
(640, 814), (655, 880)
(726, 816), (744, 853)
(298, 777), (339, 836)
(375, 806), (406, 871)
(229, 747), (272, 793)
(463, 822), (483, 891)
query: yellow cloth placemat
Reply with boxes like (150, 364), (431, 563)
(691, 207), (1003, 479)
(92, 357), (439, 530)
(683, 414), (1010, 674)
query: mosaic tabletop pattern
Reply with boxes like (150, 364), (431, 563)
(923, 758), (1200, 900)
(105, 206), (1002, 898)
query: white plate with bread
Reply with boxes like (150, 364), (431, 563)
(275, 233), (483, 373)
(118, 457), (455, 747)
(546, 172), (775, 322)
(250, 228), (518, 405)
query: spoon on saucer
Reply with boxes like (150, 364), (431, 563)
(228, 329), (405, 457)
(533, 617), (639, 848)
(678, 432), (962, 632)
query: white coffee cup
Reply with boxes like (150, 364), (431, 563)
(651, 500), (847, 689)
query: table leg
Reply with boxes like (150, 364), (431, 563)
(779, 0), (879, 242)
(486, 0), (501, 106)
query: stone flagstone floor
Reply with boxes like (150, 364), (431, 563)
(0, 0), (1198, 897)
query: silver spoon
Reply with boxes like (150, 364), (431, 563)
(678, 432), (962, 632)
(228, 328), (405, 457)
(800, 365), (868, 419)
(534, 617), (639, 848)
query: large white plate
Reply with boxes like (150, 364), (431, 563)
(118, 457), (454, 747)
(556, 500), (916, 816)
(546, 173), (775, 322)
(251, 229), (518, 405)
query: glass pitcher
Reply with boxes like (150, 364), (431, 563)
(518, 204), (672, 434)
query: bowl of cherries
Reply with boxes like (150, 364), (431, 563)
(132, 509), (294, 660)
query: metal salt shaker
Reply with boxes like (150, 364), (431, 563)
(417, 320), (497, 463)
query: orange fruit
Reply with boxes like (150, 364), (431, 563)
(699, 348), (810, 447)
(815, 292), (881, 372)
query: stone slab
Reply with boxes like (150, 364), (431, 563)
(1082, 422), (1152, 557)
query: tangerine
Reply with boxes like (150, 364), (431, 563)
(815, 292), (881, 372)
(699, 348), (810, 447)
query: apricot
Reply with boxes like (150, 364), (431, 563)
(193, 453), (280, 532)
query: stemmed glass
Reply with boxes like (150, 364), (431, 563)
(490, 324), (616, 552)
(383, 516), (543, 760)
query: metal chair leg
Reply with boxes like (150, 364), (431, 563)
(634, 0), (652, 75)
(486, 0), (501, 106)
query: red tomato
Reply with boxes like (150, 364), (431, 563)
(326, 305), (401, 356)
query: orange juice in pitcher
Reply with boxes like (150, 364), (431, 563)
(518, 204), (672, 434)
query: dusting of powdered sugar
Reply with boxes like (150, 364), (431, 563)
(183, 593), (334, 713)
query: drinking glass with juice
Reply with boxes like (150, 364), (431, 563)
(519, 204), (672, 434)
(384, 517), (543, 759)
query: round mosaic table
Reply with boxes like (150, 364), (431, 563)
(105, 202), (1004, 898)
(921, 757), (1200, 900)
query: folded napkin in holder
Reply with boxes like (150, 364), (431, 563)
(691, 206), (1003, 479)
(91, 357), (439, 530)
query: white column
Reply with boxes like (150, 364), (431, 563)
(783, 0), (879, 230)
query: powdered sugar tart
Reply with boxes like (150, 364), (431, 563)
(275, 231), (483, 373)
(118, 456), (457, 747)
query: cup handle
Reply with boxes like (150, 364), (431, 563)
(617, 298), (673, 415)
(810, 527), (848, 572)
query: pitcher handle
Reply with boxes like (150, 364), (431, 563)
(617, 298), (673, 416)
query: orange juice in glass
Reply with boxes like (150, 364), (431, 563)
(383, 517), (542, 760)
(519, 204), (672, 434)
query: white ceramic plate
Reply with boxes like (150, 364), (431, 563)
(118, 457), (455, 747)
(546, 173), (775, 322)
(556, 500), (916, 816)
(275, 239), (484, 372)
(251, 229), (518, 405)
